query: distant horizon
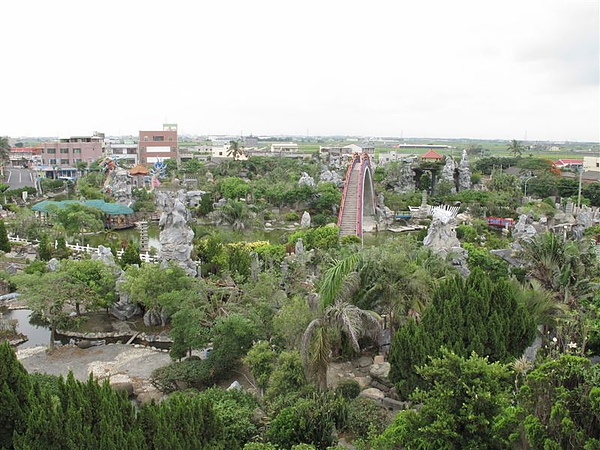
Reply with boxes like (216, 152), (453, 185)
(6, 132), (599, 145)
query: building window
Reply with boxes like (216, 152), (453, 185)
(144, 136), (149, 141)
(60, 147), (69, 154)
(60, 159), (69, 165)
(168, 136), (173, 141)
(48, 158), (57, 164)
(72, 148), (81, 154)
(46, 148), (56, 154)
(73, 158), (82, 164)
(171, 147), (176, 152)
(140, 147), (145, 153)
(153, 136), (164, 141)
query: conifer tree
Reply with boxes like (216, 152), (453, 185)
(37, 233), (52, 261)
(120, 240), (142, 268)
(389, 269), (536, 399)
(0, 340), (31, 449)
(0, 220), (11, 253)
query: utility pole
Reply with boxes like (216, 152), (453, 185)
(577, 167), (584, 209)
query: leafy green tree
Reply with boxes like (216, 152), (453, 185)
(15, 271), (80, 349)
(120, 263), (195, 321)
(0, 220), (10, 253)
(51, 203), (104, 245)
(244, 341), (277, 395)
(0, 341), (31, 450)
(169, 299), (209, 360)
(62, 259), (118, 315)
(273, 295), (314, 349)
(219, 176), (250, 200)
(375, 349), (511, 450)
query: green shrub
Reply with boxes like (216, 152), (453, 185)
(344, 397), (391, 437)
(336, 379), (361, 400)
(341, 235), (361, 246)
(285, 212), (300, 222)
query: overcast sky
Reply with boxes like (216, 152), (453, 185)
(1, 0), (598, 142)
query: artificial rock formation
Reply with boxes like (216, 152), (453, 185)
(423, 207), (469, 276)
(107, 168), (134, 206)
(111, 271), (142, 321)
(319, 168), (344, 187)
(458, 149), (472, 191)
(298, 172), (315, 188)
(440, 155), (457, 193)
(157, 190), (196, 276)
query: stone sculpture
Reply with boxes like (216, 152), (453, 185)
(108, 168), (134, 206)
(301, 211), (311, 228)
(158, 190), (196, 276)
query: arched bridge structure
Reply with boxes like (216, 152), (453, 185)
(337, 153), (377, 239)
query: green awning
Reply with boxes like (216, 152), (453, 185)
(31, 200), (134, 216)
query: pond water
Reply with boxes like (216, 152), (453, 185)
(1, 309), (51, 348)
(84, 222), (402, 251)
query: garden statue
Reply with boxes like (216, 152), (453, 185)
(301, 211), (311, 228)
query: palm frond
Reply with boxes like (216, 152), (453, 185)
(318, 252), (363, 308)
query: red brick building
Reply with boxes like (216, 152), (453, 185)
(138, 124), (178, 165)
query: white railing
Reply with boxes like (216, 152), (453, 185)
(8, 235), (160, 264)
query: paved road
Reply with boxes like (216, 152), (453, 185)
(5, 167), (36, 190)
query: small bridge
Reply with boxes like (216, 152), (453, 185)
(337, 153), (377, 239)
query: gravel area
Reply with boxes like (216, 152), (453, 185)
(17, 344), (172, 402)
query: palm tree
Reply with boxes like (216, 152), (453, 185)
(217, 200), (253, 230)
(227, 140), (244, 160)
(302, 299), (381, 391)
(507, 139), (524, 158)
(520, 232), (598, 307)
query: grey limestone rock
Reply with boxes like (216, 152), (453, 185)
(298, 172), (315, 187)
(458, 149), (472, 191)
(158, 191), (196, 276)
(369, 362), (391, 384)
(46, 258), (60, 272)
(91, 245), (117, 267)
(440, 155), (457, 193)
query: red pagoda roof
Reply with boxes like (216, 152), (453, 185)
(421, 150), (443, 160)
(129, 164), (149, 175)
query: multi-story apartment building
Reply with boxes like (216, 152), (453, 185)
(138, 124), (178, 165)
(105, 142), (139, 166)
(39, 132), (104, 177)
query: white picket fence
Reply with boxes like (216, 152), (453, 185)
(8, 235), (159, 264)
